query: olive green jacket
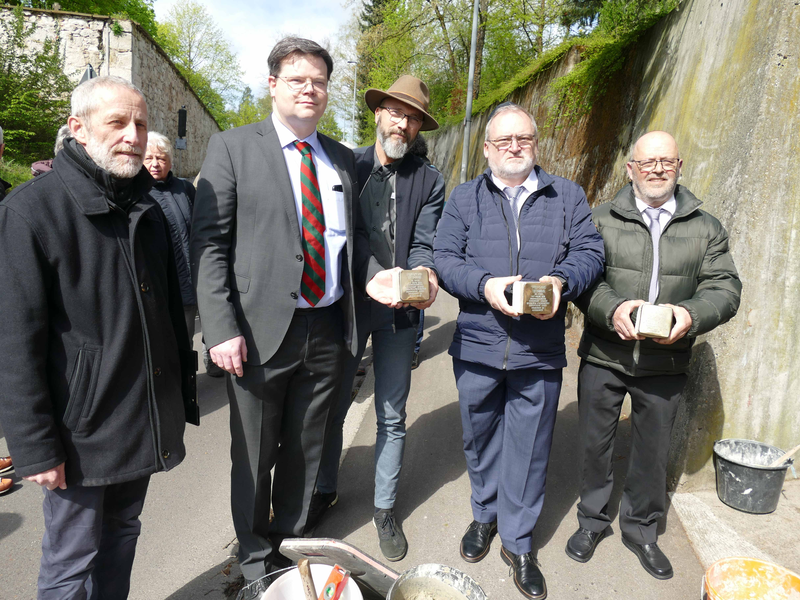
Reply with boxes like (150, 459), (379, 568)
(575, 184), (742, 376)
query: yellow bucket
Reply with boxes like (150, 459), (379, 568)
(703, 557), (800, 600)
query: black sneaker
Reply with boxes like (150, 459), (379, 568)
(411, 352), (420, 370)
(305, 491), (338, 534)
(373, 508), (408, 561)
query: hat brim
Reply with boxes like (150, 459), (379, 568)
(365, 88), (439, 131)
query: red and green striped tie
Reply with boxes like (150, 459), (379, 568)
(294, 140), (326, 305)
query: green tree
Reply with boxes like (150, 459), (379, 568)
(156, 0), (244, 128)
(228, 86), (272, 128)
(7, 0), (159, 38)
(0, 7), (73, 165)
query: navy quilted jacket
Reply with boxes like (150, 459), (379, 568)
(434, 166), (604, 370)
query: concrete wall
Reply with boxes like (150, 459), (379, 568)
(429, 0), (800, 490)
(0, 7), (220, 177)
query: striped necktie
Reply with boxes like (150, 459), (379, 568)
(294, 140), (326, 306)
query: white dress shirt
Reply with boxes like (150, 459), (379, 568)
(635, 196), (676, 230)
(492, 171), (539, 247)
(272, 113), (346, 308)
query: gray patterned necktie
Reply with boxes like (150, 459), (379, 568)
(645, 206), (665, 303)
(504, 186), (526, 248)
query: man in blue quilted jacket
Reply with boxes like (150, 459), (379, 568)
(434, 102), (604, 600)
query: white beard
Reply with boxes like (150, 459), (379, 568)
(377, 124), (411, 160)
(86, 136), (143, 179)
(489, 153), (534, 182)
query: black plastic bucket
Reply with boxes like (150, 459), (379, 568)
(713, 439), (793, 514)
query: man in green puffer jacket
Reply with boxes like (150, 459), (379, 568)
(566, 131), (741, 580)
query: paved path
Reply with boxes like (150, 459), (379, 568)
(2, 291), (798, 598)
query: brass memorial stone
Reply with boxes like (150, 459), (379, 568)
(512, 281), (554, 315)
(392, 270), (430, 303)
(633, 303), (674, 338)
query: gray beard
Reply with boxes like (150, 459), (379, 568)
(489, 154), (534, 182)
(377, 127), (410, 160)
(632, 178), (677, 205)
(86, 136), (142, 179)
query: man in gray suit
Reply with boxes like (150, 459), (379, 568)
(190, 37), (368, 594)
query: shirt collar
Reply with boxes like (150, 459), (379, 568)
(635, 195), (676, 217)
(272, 112), (321, 154)
(491, 170), (539, 198)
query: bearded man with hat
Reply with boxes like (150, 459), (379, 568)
(307, 75), (445, 561)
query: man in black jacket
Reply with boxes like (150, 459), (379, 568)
(308, 75), (445, 561)
(0, 76), (196, 599)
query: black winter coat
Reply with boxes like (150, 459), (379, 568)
(0, 146), (197, 486)
(150, 172), (196, 306)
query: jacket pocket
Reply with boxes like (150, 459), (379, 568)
(232, 273), (250, 293)
(63, 345), (102, 432)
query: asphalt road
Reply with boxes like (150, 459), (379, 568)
(0, 292), (707, 599)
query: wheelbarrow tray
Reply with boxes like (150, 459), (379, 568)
(280, 537), (400, 599)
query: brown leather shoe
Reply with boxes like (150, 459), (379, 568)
(0, 456), (12, 474)
(0, 478), (13, 495)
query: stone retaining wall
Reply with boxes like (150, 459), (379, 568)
(0, 7), (220, 177)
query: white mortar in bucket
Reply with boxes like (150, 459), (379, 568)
(386, 564), (487, 600)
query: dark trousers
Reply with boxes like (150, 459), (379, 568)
(453, 358), (562, 555)
(576, 360), (686, 544)
(37, 476), (151, 599)
(228, 305), (345, 581)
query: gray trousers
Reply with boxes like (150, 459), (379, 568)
(37, 476), (151, 599)
(576, 360), (686, 544)
(228, 304), (345, 581)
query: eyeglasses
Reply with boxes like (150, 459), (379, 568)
(630, 158), (680, 173)
(486, 135), (536, 152)
(276, 76), (328, 94)
(379, 106), (424, 127)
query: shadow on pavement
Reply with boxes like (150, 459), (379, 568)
(318, 400), (467, 541)
(0, 511), (23, 542)
(164, 556), (240, 600)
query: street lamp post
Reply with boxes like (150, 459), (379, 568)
(460, 0), (481, 184)
(347, 60), (357, 144)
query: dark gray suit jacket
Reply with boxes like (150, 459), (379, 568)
(190, 116), (368, 365)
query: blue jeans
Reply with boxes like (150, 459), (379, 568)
(318, 301), (416, 509)
(453, 358), (562, 555)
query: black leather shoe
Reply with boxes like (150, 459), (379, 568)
(621, 536), (674, 580)
(304, 490), (338, 534)
(500, 546), (547, 599)
(460, 520), (497, 563)
(565, 527), (606, 563)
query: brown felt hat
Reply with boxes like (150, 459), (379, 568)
(364, 75), (439, 131)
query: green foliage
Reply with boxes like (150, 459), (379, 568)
(7, 0), (159, 39)
(155, 0), (244, 129)
(228, 86), (272, 129)
(0, 7), (73, 165)
(0, 158), (34, 190)
(317, 110), (345, 142)
(546, 0), (680, 127)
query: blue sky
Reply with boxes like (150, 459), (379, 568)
(153, 0), (353, 95)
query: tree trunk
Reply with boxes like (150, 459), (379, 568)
(473, 0), (490, 99)
(428, 0), (459, 82)
(535, 0), (545, 55)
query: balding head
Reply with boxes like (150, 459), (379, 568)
(626, 131), (683, 207)
(630, 131), (679, 163)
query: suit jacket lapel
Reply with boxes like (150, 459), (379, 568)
(257, 117), (301, 242)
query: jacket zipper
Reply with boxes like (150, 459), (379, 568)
(497, 191), (514, 371)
